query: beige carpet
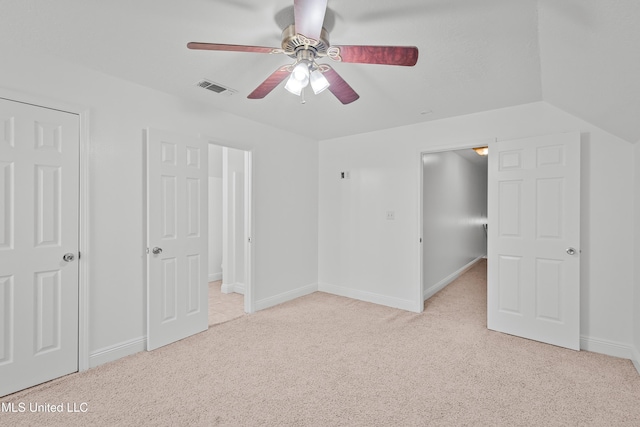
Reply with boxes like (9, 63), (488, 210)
(2, 260), (640, 426)
(208, 280), (245, 326)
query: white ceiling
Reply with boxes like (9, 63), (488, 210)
(2, 0), (639, 142)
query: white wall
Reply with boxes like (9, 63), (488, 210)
(319, 101), (635, 356)
(422, 151), (487, 299)
(208, 145), (223, 282)
(634, 141), (640, 371)
(1, 50), (318, 366)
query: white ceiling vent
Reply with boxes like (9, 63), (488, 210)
(195, 79), (237, 96)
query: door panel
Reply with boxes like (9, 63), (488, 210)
(0, 161), (12, 249)
(535, 258), (562, 321)
(147, 129), (208, 351)
(0, 275), (12, 364)
(35, 165), (62, 246)
(488, 132), (580, 350)
(0, 98), (79, 397)
(498, 255), (521, 314)
(34, 270), (62, 354)
(498, 180), (522, 237)
(536, 178), (563, 238)
(186, 254), (201, 313)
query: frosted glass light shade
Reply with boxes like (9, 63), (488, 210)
(310, 69), (330, 94)
(292, 62), (310, 81)
(285, 62), (311, 96)
(284, 75), (304, 95)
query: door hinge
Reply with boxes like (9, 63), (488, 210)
(248, 237), (252, 243)
(146, 247), (150, 254)
(78, 251), (81, 259)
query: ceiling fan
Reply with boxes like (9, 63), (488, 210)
(187, 0), (419, 104)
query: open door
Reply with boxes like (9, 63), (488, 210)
(146, 129), (208, 351)
(487, 132), (580, 350)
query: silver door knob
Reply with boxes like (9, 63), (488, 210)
(152, 247), (163, 255)
(566, 247), (577, 255)
(63, 253), (75, 262)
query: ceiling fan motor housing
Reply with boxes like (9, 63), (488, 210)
(281, 24), (330, 59)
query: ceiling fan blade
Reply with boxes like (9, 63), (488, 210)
(187, 42), (279, 54)
(329, 45), (419, 66)
(294, 0), (328, 41)
(247, 66), (291, 99)
(321, 66), (359, 105)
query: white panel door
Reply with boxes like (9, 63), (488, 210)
(488, 132), (580, 350)
(0, 98), (79, 396)
(147, 129), (208, 351)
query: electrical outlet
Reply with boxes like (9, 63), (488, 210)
(386, 211), (395, 220)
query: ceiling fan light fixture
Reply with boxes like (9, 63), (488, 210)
(187, 0), (420, 104)
(473, 146), (489, 156)
(310, 69), (330, 94)
(285, 60), (312, 96)
(284, 74), (304, 95)
(291, 61), (310, 82)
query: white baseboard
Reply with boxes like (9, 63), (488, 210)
(632, 346), (640, 375)
(423, 256), (484, 301)
(319, 282), (421, 313)
(221, 282), (244, 295)
(580, 335), (634, 360)
(89, 336), (146, 368)
(208, 272), (222, 282)
(254, 283), (318, 311)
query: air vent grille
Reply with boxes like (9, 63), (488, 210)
(195, 79), (237, 96)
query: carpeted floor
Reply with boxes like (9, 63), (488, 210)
(208, 280), (245, 326)
(2, 260), (639, 426)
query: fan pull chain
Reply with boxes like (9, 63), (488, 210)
(301, 88), (306, 104)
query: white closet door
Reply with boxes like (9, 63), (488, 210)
(0, 98), (79, 396)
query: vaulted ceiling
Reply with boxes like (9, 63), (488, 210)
(2, 0), (639, 142)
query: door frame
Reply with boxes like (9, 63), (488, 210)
(243, 148), (253, 314)
(0, 87), (91, 372)
(417, 138), (494, 311)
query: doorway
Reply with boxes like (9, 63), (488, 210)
(421, 147), (488, 302)
(419, 132), (581, 350)
(207, 143), (250, 325)
(146, 130), (253, 349)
